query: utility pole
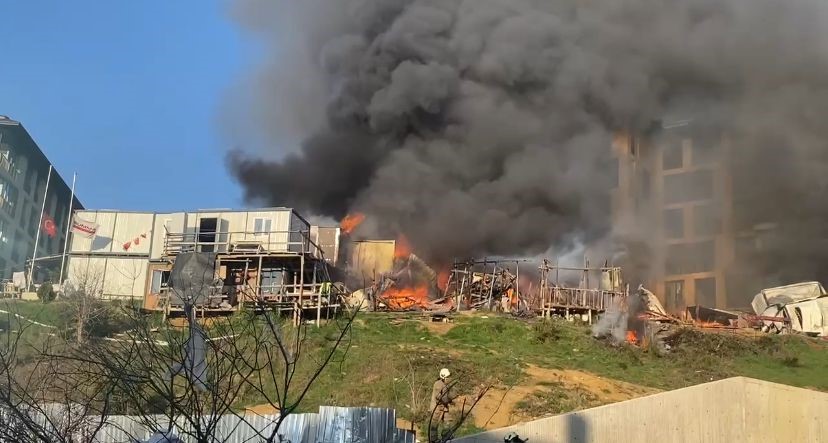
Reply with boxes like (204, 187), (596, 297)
(58, 172), (76, 285)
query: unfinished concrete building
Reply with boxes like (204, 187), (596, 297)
(611, 119), (813, 313)
(612, 122), (732, 313)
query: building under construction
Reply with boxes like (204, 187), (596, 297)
(611, 118), (828, 314)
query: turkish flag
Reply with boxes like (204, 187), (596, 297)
(42, 215), (57, 238)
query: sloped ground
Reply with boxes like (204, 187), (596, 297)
(298, 312), (828, 435)
(472, 364), (659, 429)
(6, 302), (827, 436)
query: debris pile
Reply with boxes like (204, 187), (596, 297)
(750, 281), (828, 337)
(442, 259), (526, 312)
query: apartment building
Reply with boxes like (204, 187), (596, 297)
(66, 208), (340, 311)
(0, 116), (82, 281)
(612, 120), (739, 312)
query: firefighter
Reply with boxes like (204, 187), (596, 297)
(430, 368), (456, 426)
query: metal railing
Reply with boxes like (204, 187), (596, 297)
(163, 229), (322, 257)
(152, 279), (336, 311)
(541, 286), (626, 311)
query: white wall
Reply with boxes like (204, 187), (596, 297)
(70, 211), (155, 255)
(65, 256), (148, 300)
(452, 377), (828, 443)
(150, 212), (185, 259)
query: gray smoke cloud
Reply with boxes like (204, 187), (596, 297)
(225, 0), (828, 280)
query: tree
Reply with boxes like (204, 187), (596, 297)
(36, 283), (55, 304)
(62, 263), (107, 344)
(227, 303), (360, 442)
(0, 308), (114, 443)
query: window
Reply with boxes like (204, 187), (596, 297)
(666, 240), (715, 275)
(0, 178), (19, 217)
(27, 207), (38, 237)
(0, 219), (6, 252)
(55, 204), (66, 230)
(690, 134), (719, 166)
(638, 170), (651, 200)
(693, 204), (720, 237)
(35, 179), (45, 200)
(24, 168), (37, 194)
(0, 146), (18, 179)
(197, 218), (218, 252)
(662, 139), (683, 170)
(663, 170), (714, 204)
(606, 157), (619, 189)
(734, 235), (756, 260)
(10, 242), (20, 264)
(665, 280), (684, 312)
(663, 208), (684, 239)
(150, 270), (170, 294)
(254, 218), (272, 234)
(695, 277), (716, 307)
(16, 157), (26, 185)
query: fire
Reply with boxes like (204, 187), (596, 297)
(380, 284), (430, 310)
(394, 234), (412, 259)
(625, 330), (638, 345)
(437, 269), (450, 291)
(340, 212), (365, 234)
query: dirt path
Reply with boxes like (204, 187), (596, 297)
(471, 364), (660, 429)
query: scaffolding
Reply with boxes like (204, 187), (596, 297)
(537, 258), (628, 321)
(441, 257), (629, 319)
(149, 228), (340, 324)
(443, 258), (528, 311)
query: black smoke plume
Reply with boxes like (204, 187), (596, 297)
(225, 0), (828, 286)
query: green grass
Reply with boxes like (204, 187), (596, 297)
(226, 312), (828, 432)
(0, 299), (67, 328)
(5, 304), (827, 430)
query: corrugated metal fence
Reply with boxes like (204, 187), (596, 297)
(6, 405), (416, 443)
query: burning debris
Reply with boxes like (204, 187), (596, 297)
(592, 285), (677, 349)
(340, 213), (365, 235)
(442, 259), (526, 312)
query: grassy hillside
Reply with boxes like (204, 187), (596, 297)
(3, 300), (827, 433)
(268, 312), (828, 430)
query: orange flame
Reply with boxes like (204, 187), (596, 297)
(340, 213), (366, 235)
(394, 234), (412, 259)
(381, 285), (430, 310)
(626, 330), (638, 345)
(437, 269), (450, 291)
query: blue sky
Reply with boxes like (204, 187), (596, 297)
(1, 2), (252, 211)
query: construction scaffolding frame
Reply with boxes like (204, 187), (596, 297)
(537, 258), (628, 322)
(440, 256), (629, 319)
(150, 228), (340, 325)
(442, 258), (529, 312)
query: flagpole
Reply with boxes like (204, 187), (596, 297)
(28, 165), (53, 292)
(58, 172), (76, 286)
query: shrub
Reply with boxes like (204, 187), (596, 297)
(532, 319), (562, 344)
(36, 282), (56, 303)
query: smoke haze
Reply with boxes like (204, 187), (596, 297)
(224, 0), (828, 277)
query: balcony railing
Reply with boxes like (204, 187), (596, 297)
(540, 287), (627, 311)
(163, 229), (325, 258)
